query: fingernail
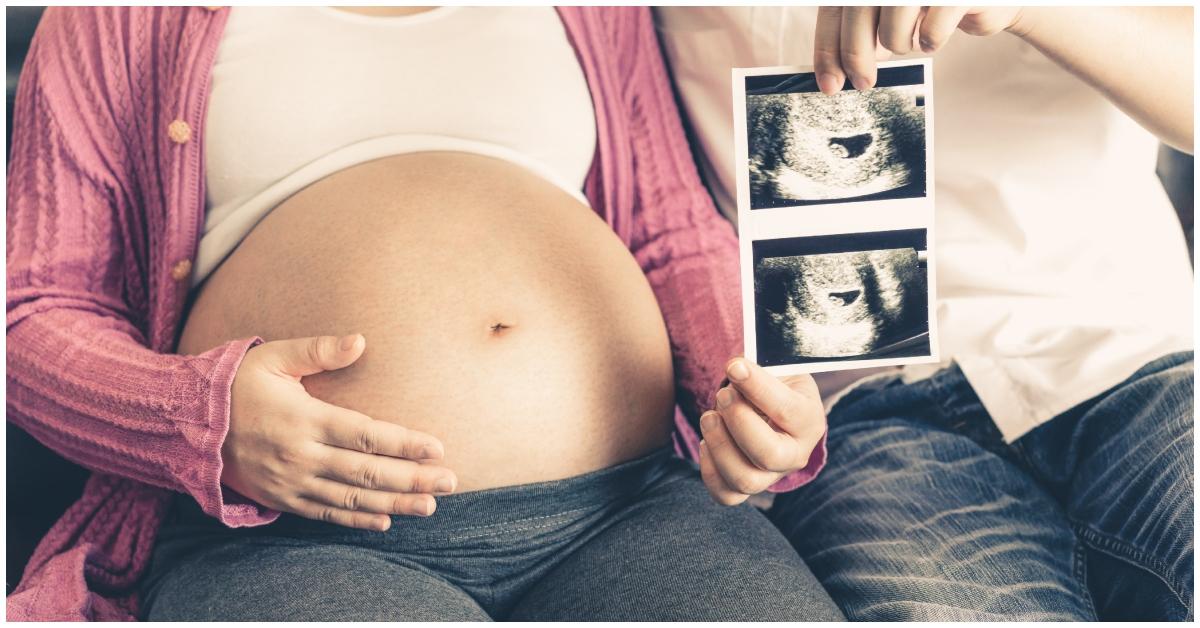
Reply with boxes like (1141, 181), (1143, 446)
(338, 334), (359, 351)
(700, 411), (718, 434)
(377, 518), (391, 532)
(816, 72), (842, 94)
(435, 477), (455, 494)
(920, 38), (936, 52)
(849, 74), (873, 91)
(727, 360), (750, 382)
(422, 497), (437, 516)
(716, 387), (733, 409)
(421, 443), (443, 459)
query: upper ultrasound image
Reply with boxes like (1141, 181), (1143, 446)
(747, 76), (926, 208)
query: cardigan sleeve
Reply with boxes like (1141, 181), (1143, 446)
(5, 9), (278, 527)
(620, 9), (826, 491)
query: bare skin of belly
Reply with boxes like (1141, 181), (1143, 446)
(177, 152), (677, 492)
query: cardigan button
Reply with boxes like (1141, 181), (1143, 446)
(167, 119), (191, 144)
(171, 259), (193, 282)
(203, 6), (222, 11)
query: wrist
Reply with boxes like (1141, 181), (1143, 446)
(1005, 7), (1041, 41)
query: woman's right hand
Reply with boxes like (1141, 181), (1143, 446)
(223, 333), (456, 531)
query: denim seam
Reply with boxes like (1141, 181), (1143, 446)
(485, 583), (498, 618)
(1071, 533), (1100, 619)
(1007, 439), (1054, 493)
(1072, 521), (1191, 613)
(450, 517), (588, 542)
(439, 506), (596, 535)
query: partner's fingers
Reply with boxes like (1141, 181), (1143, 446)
(700, 411), (781, 498)
(724, 358), (822, 438)
(813, 6), (845, 94)
(699, 440), (750, 506)
(316, 445), (457, 495)
(716, 387), (809, 473)
(918, 6), (971, 52)
(316, 405), (445, 461)
(302, 476), (437, 518)
(840, 6), (881, 90)
(878, 5), (923, 54)
(818, 5), (969, 93)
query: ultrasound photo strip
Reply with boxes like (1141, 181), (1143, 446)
(732, 59), (939, 375)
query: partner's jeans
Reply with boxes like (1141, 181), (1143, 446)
(139, 446), (844, 621)
(770, 351), (1194, 621)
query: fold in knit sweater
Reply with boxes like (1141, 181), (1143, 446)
(5, 6), (826, 620)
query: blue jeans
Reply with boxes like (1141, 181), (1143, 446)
(770, 351), (1194, 621)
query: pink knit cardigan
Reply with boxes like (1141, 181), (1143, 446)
(6, 6), (826, 620)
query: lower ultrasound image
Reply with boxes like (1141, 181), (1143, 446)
(753, 230), (931, 366)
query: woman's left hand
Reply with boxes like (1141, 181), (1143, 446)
(698, 358), (827, 505)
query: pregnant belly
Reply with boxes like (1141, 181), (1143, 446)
(177, 152), (676, 491)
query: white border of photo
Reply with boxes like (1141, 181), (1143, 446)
(732, 58), (941, 376)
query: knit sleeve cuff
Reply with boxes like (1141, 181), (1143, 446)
(765, 428), (829, 493)
(191, 335), (281, 527)
(216, 484), (282, 527)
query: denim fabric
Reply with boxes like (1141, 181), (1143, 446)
(770, 351), (1194, 621)
(139, 446), (845, 621)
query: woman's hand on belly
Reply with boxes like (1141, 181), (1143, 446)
(225, 333), (458, 531)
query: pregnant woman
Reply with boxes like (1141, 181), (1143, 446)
(7, 6), (840, 621)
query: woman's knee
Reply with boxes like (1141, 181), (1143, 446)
(141, 541), (490, 621)
(512, 474), (844, 621)
(700, 501), (847, 621)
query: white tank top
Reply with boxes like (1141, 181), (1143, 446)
(196, 6), (597, 286)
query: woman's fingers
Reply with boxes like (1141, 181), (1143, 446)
(289, 498), (394, 532)
(261, 334), (365, 379)
(716, 387), (806, 473)
(700, 411), (780, 498)
(699, 440), (749, 506)
(840, 6), (882, 90)
(918, 6), (971, 52)
(814, 6), (846, 94)
(878, 6), (923, 54)
(302, 476), (437, 518)
(724, 358), (821, 437)
(316, 445), (457, 495)
(316, 405), (445, 461)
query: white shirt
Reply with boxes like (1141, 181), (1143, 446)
(197, 6), (597, 286)
(655, 6), (1193, 441)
